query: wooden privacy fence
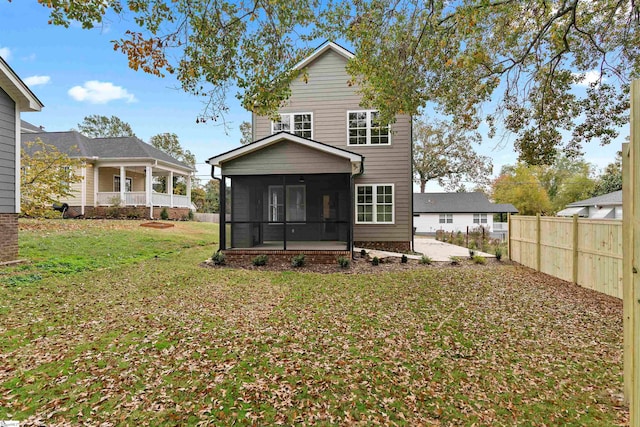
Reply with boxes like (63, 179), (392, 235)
(509, 214), (623, 299)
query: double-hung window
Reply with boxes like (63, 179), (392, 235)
(348, 110), (390, 145)
(268, 185), (306, 223)
(473, 213), (487, 224)
(439, 213), (453, 224)
(272, 113), (313, 139)
(356, 184), (394, 224)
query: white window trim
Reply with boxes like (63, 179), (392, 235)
(271, 112), (314, 139)
(355, 183), (395, 224)
(268, 184), (307, 224)
(113, 175), (132, 192)
(473, 213), (488, 224)
(439, 213), (453, 224)
(346, 110), (391, 146)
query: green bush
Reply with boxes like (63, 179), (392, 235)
(371, 256), (380, 266)
(160, 208), (169, 220)
(252, 254), (268, 266)
(212, 251), (225, 266)
(450, 256), (461, 265)
(401, 254), (408, 264)
(337, 256), (350, 268)
(188, 210), (194, 220)
(472, 255), (487, 265)
(360, 249), (367, 257)
(291, 254), (306, 268)
(420, 255), (432, 265)
(468, 248), (475, 259)
(495, 247), (503, 261)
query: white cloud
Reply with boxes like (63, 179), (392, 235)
(574, 70), (604, 87)
(23, 75), (51, 87)
(0, 47), (11, 60)
(68, 80), (137, 104)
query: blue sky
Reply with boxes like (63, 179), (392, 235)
(0, 2), (623, 191)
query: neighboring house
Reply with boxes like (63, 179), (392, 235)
(0, 58), (43, 263)
(21, 127), (195, 219)
(206, 42), (413, 258)
(413, 192), (518, 236)
(556, 190), (622, 219)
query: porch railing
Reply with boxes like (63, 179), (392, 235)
(173, 195), (190, 208)
(96, 192), (192, 208)
(151, 193), (171, 207)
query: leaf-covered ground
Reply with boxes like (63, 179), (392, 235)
(0, 220), (627, 426)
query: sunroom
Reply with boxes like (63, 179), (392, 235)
(207, 132), (364, 252)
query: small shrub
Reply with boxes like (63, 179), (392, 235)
(212, 251), (225, 266)
(291, 254), (306, 268)
(495, 247), (503, 261)
(450, 256), (461, 265)
(472, 255), (486, 265)
(126, 211), (140, 219)
(252, 254), (268, 266)
(401, 254), (408, 264)
(160, 208), (169, 220)
(337, 256), (350, 268)
(188, 210), (194, 221)
(468, 248), (475, 259)
(371, 256), (380, 266)
(360, 249), (367, 258)
(420, 255), (432, 265)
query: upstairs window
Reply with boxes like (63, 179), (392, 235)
(272, 113), (313, 139)
(348, 110), (390, 145)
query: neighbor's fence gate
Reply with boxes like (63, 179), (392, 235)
(508, 214), (623, 299)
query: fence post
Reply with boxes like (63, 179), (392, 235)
(536, 213), (541, 272)
(624, 141), (633, 406)
(507, 212), (512, 260)
(572, 214), (579, 284)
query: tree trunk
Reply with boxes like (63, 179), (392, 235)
(420, 180), (426, 193)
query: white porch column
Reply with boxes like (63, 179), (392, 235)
(145, 165), (152, 207)
(81, 163), (86, 215)
(120, 166), (126, 205)
(186, 174), (192, 208)
(94, 166), (99, 207)
(168, 171), (174, 208)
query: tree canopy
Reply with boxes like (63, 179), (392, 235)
(592, 151), (623, 196)
(149, 133), (196, 169)
(412, 118), (492, 192)
(239, 121), (252, 145)
(491, 164), (552, 215)
(77, 115), (135, 138)
(35, 0), (638, 163)
(21, 139), (83, 217)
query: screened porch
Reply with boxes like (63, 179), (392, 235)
(221, 174), (352, 251)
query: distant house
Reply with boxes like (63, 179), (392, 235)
(413, 192), (518, 235)
(21, 126), (195, 219)
(0, 57), (43, 262)
(556, 190), (622, 220)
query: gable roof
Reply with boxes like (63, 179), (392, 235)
(294, 41), (355, 71)
(566, 190), (622, 207)
(21, 131), (194, 171)
(21, 120), (44, 133)
(413, 192), (518, 214)
(0, 57), (43, 112)
(207, 131), (364, 171)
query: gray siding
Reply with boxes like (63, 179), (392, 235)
(253, 49), (412, 243)
(223, 140), (352, 176)
(0, 87), (16, 214)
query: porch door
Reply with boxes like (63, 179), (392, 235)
(322, 193), (339, 240)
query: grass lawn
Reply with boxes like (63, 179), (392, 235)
(0, 219), (627, 426)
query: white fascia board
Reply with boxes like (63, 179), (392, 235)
(207, 133), (363, 167)
(93, 158), (194, 174)
(294, 41), (355, 71)
(0, 58), (43, 112)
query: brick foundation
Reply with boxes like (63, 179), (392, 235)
(224, 249), (351, 265)
(355, 241), (411, 253)
(84, 206), (190, 220)
(0, 213), (19, 262)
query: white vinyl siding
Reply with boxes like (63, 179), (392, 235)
(356, 184), (394, 224)
(347, 110), (390, 145)
(272, 113), (313, 139)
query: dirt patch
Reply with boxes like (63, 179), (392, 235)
(140, 221), (175, 229)
(202, 253), (506, 274)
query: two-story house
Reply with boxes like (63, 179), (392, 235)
(206, 42), (413, 261)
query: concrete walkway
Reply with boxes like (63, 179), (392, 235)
(356, 236), (494, 262)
